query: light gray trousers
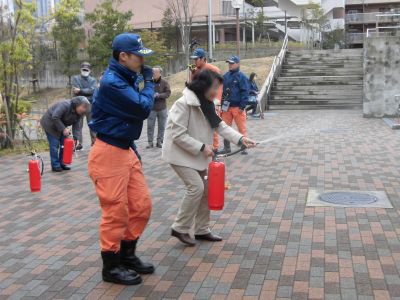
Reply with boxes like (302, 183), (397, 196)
(147, 108), (168, 144)
(170, 164), (210, 235)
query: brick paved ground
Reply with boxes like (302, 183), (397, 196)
(2, 109), (400, 300)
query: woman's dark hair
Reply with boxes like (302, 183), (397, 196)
(249, 72), (257, 82)
(187, 69), (223, 95)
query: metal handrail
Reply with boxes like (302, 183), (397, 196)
(367, 26), (400, 37)
(257, 33), (288, 118)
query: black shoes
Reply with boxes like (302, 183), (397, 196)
(195, 232), (223, 242)
(101, 251), (142, 285)
(52, 166), (71, 172)
(147, 142), (162, 149)
(223, 140), (231, 154)
(120, 240), (155, 274)
(171, 229), (196, 246)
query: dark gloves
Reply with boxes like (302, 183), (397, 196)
(141, 65), (153, 82)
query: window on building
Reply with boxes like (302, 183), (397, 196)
(333, 7), (344, 19)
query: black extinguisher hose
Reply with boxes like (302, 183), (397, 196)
(213, 144), (247, 161)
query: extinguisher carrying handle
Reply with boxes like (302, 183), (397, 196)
(213, 144), (247, 160)
(30, 152), (44, 176)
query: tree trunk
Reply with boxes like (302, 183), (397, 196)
(3, 95), (13, 148)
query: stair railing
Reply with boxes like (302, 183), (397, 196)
(257, 33), (288, 118)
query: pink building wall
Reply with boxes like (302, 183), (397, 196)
(84, 0), (222, 29)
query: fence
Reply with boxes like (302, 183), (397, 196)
(257, 34), (289, 117)
(21, 47), (281, 89)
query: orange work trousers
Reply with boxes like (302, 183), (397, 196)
(212, 108), (222, 150)
(221, 107), (247, 136)
(88, 139), (152, 252)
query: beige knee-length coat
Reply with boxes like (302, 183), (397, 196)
(162, 88), (243, 171)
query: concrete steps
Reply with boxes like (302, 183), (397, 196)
(269, 49), (363, 110)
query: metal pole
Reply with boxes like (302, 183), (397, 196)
(236, 7), (240, 57)
(208, 0), (213, 61)
(284, 11), (287, 35)
(212, 23), (216, 49)
(206, 15), (209, 54)
(252, 22), (255, 45)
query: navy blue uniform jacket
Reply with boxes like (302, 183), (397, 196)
(89, 58), (154, 149)
(222, 68), (250, 111)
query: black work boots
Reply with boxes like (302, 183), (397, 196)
(101, 251), (142, 285)
(120, 240), (155, 274)
(101, 240), (155, 285)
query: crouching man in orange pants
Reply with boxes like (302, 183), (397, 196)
(88, 33), (155, 285)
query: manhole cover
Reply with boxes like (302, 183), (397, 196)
(319, 191), (378, 206)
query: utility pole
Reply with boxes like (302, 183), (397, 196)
(236, 7), (240, 56)
(232, 0), (243, 57)
(208, 0), (213, 61)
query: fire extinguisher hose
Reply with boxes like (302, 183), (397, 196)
(213, 144), (247, 160)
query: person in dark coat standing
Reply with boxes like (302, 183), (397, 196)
(40, 96), (90, 172)
(72, 62), (97, 148)
(146, 66), (171, 148)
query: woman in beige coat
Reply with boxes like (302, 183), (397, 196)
(162, 69), (256, 246)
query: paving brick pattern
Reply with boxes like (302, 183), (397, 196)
(2, 110), (400, 299)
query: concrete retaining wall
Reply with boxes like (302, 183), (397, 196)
(363, 36), (400, 117)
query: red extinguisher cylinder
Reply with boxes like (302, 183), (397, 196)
(29, 160), (41, 192)
(63, 137), (74, 165)
(208, 161), (225, 210)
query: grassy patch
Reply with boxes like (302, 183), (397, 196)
(0, 140), (49, 157)
(23, 88), (70, 109)
(165, 56), (274, 106)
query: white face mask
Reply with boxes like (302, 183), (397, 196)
(81, 70), (90, 77)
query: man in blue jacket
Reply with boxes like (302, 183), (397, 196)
(88, 33), (155, 285)
(221, 56), (250, 154)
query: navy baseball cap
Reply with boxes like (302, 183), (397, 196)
(190, 48), (206, 59)
(226, 55), (240, 64)
(112, 33), (154, 56)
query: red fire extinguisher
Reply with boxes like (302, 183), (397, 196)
(62, 137), (74, 165)
(208, 160), (225, 210)
(208, 145), (246, 210)
(28, 152), (44, 192)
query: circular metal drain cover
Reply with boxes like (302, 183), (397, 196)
(318, 192), (378, 206)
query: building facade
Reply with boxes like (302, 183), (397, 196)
(321, 0), (345, 31)
(83, 0), (320, 48)
(345, 0), (400, 47)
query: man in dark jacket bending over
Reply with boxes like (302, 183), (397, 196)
(40, 96), (89, 172)
(88, 33), (155, 285)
